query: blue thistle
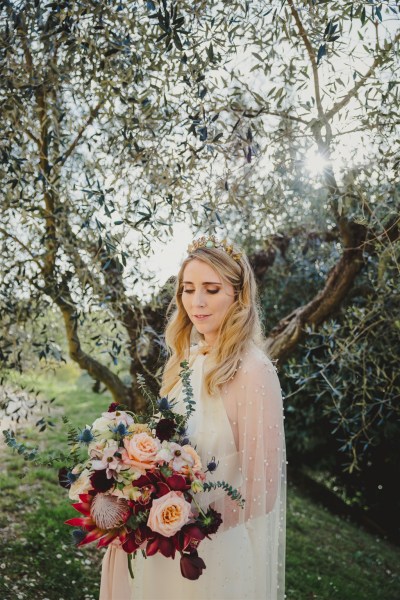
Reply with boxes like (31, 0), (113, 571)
(207, 456), (219, 472)
(66, 471), (78, 485)
(111, 422), (129, 436)
(177, 424), (187, 436)
(158, 396), (171, 411)
(58, 467), (78, 489)
(76, 426), (95, 445)
(71, 529), (87, 546)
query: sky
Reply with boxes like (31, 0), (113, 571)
(134, 221), (193, 299)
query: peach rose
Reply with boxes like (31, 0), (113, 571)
(147, 491), (192, 537)
(180, 445), (202, 477)
(122, 432), (160, 473)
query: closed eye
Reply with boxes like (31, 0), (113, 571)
(183, 290), (219, 294)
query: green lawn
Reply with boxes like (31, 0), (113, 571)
(1, 363), (399, 600)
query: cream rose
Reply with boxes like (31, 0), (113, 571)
(180, 445), (202, 476)
(88, 438), (107, 456)
(122, 432), (160, 472)
(68, 468), (92, 501)
(92, 411), (133, 438)
(147, 491), (192, 537)
(89, 438), (118, 459)
(91, 416), (114, 439)
(127, 423), (152, 436)
(102, 410), (134, 427)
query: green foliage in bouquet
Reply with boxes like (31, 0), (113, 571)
(202, 480), (245, 507)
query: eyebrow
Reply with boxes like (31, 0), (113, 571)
(182, 281), (222, 285)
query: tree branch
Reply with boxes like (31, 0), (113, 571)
(0, 227), (42, 266)
(35, 83), (58, 280)
(62, 221), (105, 292)
(233, 106), (309, 125)
(249, 227), (340, 279)
(325, 31), (400, 121)
(48, 274), (131, 404)
(14, 6), (33, 75)
(54, 98), (106, 172)
(266, 235), (366, 361)
(92, 251), (158, 389)
(57, 222), (154, 407)
(24, 128), (41, 147)
(288, 0), (325, 121)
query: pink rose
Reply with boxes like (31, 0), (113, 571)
(147, 491), (192, 537)
(122, 432), (160, 473)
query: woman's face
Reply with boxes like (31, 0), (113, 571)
(181, 258), (235, 346)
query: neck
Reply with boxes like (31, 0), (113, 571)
(203, 335), (217, 347)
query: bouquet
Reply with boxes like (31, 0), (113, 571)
(58, 361), (245, 580)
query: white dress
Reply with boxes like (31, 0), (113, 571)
(100, 340), (286, 600)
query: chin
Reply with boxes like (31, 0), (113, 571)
(195, 325), (207, 332)
(193, 322), (211, 333)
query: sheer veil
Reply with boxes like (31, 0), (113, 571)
(195, 336), (287, 599)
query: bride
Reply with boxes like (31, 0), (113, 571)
(100, 235), (286, 599)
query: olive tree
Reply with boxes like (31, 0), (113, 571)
(1, 0), (398, 429)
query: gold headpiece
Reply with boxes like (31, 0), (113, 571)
(187, 234), (242, 262)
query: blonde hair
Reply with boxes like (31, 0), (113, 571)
(160, 243), (268, 397)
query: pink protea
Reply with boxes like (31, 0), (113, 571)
(65, 493), (131, 548)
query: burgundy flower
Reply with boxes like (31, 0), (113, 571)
(177, 523), (206, 552)
(132, 471), (162, 488)
(155, 418), (176, 442)
(107, 402), (121, 412)
(132, 471), (170, 501)
(137, 483), (157, 505)
(146, 533), (177, 558)
(130, 501), (150, 516)
(180, 550), (206, 580)
(165, 473), (191, 493)
(131, 473), (154, 487)
(198, 507), (223, 535)
(122, 524), (152, 553)
(154, 481), (172, 498)
(90, 469), (115, 493)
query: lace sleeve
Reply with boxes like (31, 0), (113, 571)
(214, 347), (286, 533)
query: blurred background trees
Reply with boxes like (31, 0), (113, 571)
(1, 1), (399, 539)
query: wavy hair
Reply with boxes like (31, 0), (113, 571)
(159, 243), (268, 397)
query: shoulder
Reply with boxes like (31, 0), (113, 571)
(234, 343), (282, 402)
(240, 342), (278, 376)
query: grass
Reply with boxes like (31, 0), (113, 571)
(1, 363), (400, 600)
(285, 485), (399, 599)
(0, 364), (107, 600)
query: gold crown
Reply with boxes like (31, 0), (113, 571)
(187, 234), (242, 262)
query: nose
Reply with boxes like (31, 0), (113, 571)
(192, 289), (207, 308)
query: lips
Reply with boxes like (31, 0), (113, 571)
(193, 315), (211, 319)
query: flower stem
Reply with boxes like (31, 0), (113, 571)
(127, 553), (135, 579)
(189, 493), (207, 518)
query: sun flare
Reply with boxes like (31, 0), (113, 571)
(305, 151), (330, 176)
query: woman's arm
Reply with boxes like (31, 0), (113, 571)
(217, 349), (286, 531)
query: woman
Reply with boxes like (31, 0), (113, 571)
(100, 235), (286, 600)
